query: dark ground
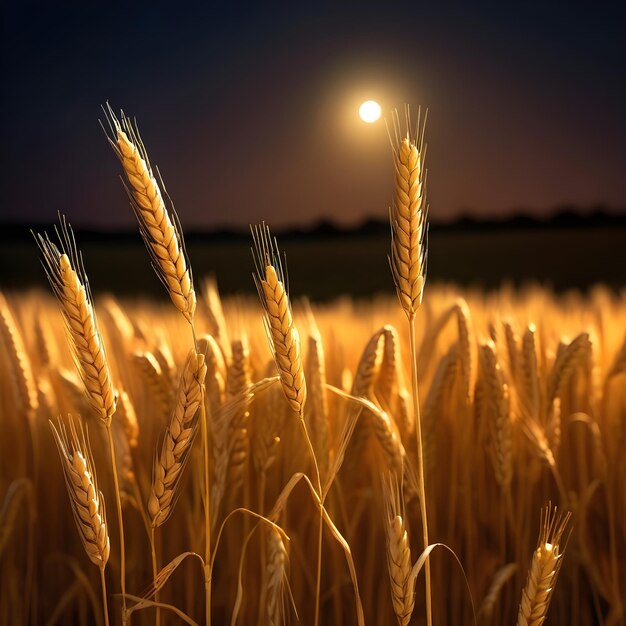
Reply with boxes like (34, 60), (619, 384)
(2, 227), (625, 300)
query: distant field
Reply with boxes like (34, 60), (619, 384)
(2, 227), (625, 298)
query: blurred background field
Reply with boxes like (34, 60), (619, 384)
(2, 220), (625, 300)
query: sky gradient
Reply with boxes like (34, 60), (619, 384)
(1, 2), (625, 230)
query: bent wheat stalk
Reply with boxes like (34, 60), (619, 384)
(388, 106), (432, 626)
(251, 223), (326, 626)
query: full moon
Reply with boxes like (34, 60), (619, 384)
(359, 100), (381, 123)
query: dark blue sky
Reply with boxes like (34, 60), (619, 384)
(1, 1), (625, 229)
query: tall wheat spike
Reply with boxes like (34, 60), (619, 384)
(517, 505), (571, 626)
(34, 218), (117, 423)
(149, 350), (207, 527)
(389, 108), (428, 320)
(251, 223), (307, 415)
(103, 106), (196, 323)
(388, 106), (432, 626)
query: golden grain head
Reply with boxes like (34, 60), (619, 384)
(389, 109), (428, 320)
(34, 218), (117, 423)
(50, 416), (110, 568)
(251, 223), (307, 415)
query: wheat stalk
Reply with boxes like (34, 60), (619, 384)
(388, 106), (433, 626)
(252, 223), (326, 626)
(34, 219), (117, 423)
(148, 350), (207, 527)
(103, 106), (196, 323)
(517, 505), (571, 626)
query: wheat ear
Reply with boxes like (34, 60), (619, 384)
(389, 108), (428, 321)
(266, 526), (289, 626)
(116, 390), (139, 449)
(251, 223), (307, 415)
(383, 474), (417, 626)
(132, 350), (173, 419)
(34, 218), (117, 423)
(203, 276), (232, 364)
(343, 327), (385, 471)
(306, 328), (331, 481)
(50, 416), (111, 626)
(103, 106), (196, 322)
(479, 341), (513, 491)
(50, 416), (110, 565)
(517, 505), (571, 626)
(548, 332), (591, 404)
(0, 294), (38, 416)
(225, 338), (252, 493)
(149, 350), (207, 527)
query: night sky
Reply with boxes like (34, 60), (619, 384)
(1, 2), (625, 230)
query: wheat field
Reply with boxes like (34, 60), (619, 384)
(0, 107), (625, 626)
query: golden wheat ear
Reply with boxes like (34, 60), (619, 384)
(50, 415), (110, 568)
(34, 216), (117, 423)
(148, 350), (207, 527)
(101, 104), (196, 323)
(251, 223), (306, 416)
(388, 106), (429, 321)
(517, 504), (571, 626)
(382, 473), (416, 626)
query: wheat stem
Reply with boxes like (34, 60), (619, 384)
(106, 424), (127, 624)
(409, 317), (432, 626)
(100, 566), (110, 626)
(150, 526), (161, 626)
(200, 388), (212, 626)
(298, 415), (324, 626)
